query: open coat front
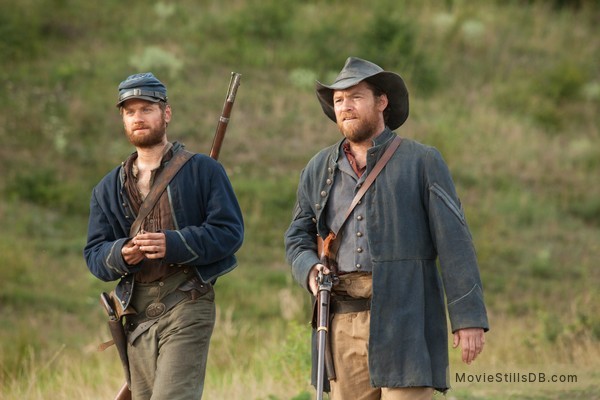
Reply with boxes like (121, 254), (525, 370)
(285, 129), (489, 392)
(84, 144), (244, 311)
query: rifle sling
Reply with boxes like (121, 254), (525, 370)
(128, 150), (194, 237)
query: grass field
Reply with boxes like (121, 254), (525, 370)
(1, 1), (598, 399)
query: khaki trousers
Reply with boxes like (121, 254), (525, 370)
(329, 273), (434, 400)
(127, 271), (216, 400)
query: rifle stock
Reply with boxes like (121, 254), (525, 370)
(107, 72), (241, 400)
(114, 383), (132, 400)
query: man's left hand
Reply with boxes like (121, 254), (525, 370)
(133, 232), (167, 259)
(453, 328), (485, 365)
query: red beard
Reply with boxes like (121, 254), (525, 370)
(124, 117), (167, 148)
(337, 112), (381, 144)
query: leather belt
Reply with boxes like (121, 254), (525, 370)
(331, 297), (371, 314)
(126, 289), (192, 344)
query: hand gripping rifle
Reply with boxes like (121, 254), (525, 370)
(315, 232), (339, 400)
(315, 269), (336, 400)
(101, 71), (242, 400)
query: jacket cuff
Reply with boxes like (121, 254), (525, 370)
(107, 238), (135, 277)
(292, 250), (321, 291)
(163, 230), (198, 265)
(447, 284), (490, 332)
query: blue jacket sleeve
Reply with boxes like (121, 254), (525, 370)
(84, 186), (139, 282)
(284, 168), (322, 292)
(162, 159), (244, 267)
(424, 148), (489, 332)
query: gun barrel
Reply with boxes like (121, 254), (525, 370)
(209, 72), (242, 160)
(315, 273), (334, 400)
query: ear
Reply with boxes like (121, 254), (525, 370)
(377, 93), (389, 112)
(164, 104), (172, 124)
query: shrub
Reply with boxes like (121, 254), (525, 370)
(357, 10), (441, 95)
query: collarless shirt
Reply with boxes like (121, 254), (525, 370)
(123, 143), (178, 283)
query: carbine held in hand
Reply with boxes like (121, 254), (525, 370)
(315, 269), (337, 400)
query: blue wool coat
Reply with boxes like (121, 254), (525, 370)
(84, 143), (244, 312)
(285, 129), (489, 392)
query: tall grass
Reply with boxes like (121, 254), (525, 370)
(0, 0), (598, 399)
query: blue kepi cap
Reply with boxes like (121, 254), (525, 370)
(116, 72), (167, 107)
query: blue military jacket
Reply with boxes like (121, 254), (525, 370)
(285, 129), (489, 392)
(84, 143), (244, 313)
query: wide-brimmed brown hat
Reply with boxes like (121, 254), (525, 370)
(316, 57), (409, 130)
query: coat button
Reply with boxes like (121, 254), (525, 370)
(326, 179), (332, 185)
(357, 215), (363, 221)
(316, 204), (322, 210)
(357, 247), (363, 253)
(320, 191), (327, 197)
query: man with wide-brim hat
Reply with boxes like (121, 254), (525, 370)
(285, 57), (489, 399)
(316, 56), (409, 131)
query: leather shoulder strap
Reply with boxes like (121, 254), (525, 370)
(331, 135), (402, 235)
(320, 136), (402, 265)
(129, 150), (194, 236)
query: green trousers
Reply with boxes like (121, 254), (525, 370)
(127, 271), (215, 400)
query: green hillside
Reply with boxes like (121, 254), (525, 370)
(1, 1), (598, 398)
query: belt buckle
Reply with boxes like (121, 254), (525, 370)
(145, 302), (166, 318)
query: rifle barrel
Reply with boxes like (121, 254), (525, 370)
(315, 273), (333, 400)
(209, 72), (242, 160)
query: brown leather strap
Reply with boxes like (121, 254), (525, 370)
(331, 297), (371, 314)
(320, 136), (402, 262)
(332, 135), (402, 235)
(129, 150), (194, 236)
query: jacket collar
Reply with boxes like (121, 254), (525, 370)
(330, 127), (396, 163)
(370, 127), (396, 149)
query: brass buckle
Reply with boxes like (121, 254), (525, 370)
(145, 302), (166, 319)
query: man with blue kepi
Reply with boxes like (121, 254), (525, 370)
(85, 72), (244, 399)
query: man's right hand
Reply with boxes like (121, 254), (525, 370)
(308, 263), (331, 296)
(121, 240), (145, 265)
